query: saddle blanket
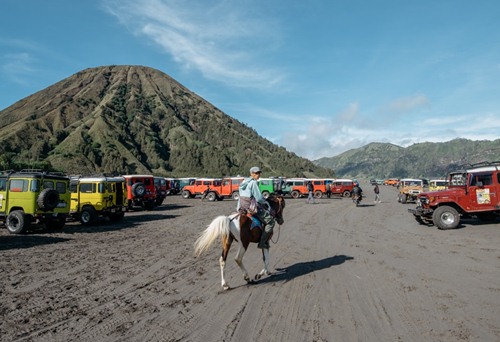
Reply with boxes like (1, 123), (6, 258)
(248, 215), (263, 230)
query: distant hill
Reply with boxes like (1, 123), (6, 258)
(0, 65), (334, 178)
(314, 139), (500, 179)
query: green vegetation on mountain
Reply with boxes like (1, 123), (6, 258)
(0, 65), (334, 178)
(314, 139), (500, 179)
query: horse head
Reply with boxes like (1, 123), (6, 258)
(267, 194), (286, 225)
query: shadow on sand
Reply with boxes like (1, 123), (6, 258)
(252, 254), (354, 286)
(0, 235), (72, 251)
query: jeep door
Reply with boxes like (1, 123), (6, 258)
(0, 177), (7, 214)
(467, 172), (498, 210)
(7, 179), (34, 212)
(221, 179), (232, 196)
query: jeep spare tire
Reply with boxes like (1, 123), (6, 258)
(37, 189), (60, 210)
(131, 183), (146, 197)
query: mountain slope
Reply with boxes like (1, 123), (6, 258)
(314, 139), (500, 178)
(0, 65), (334, 178)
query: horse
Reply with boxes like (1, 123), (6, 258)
(194, 194), (285, 290)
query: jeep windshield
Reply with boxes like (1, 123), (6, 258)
(448, 172), (466, 186)
(404, 181), (422, 186)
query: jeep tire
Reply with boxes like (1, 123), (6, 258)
(131, 183), (146, 197)
(231, 191), (239, 201)
(182, 190), (191, 199)
(37, 189), (60, 210)
(81, 206), (97, 225)
(206, 192), (217, 202)
(342, 190), (351, 197)
(110, 212), (125, 222)
(314, 190), (323, 199)
(432, 206), (460, 230)
(262, 191), (270, 199)
(144, 201), (155, 210)
(6, 210), (29, 234)
(46, 216), (66, 230)
(291, 190), (300, 199)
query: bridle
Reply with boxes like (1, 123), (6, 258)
(268, 195), (285, 244)
(268, 195), (285, 225)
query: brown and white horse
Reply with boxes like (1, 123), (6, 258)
(194, 195), (285, 290)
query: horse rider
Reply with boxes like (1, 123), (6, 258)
(237, 166), (275, 249)
(352, 181), (363, 200)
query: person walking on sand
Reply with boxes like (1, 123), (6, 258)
(306, 181), (315, 204)
(374, 183), (381, 203)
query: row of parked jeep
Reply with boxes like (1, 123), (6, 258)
(179, 177), (357, 201)
(0, 170), (359, 235)
(0, 170), (170, 234)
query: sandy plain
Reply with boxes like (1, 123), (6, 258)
(1, 183), (499, 341)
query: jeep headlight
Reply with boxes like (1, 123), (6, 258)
(418, 196), (429, 205)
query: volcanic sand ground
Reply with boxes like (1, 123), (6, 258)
(1, 183), (499, 341)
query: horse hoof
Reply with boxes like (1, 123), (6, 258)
(223, 285), (230, 291)
(255, 274), (262, 280)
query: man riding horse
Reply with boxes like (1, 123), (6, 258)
(237, 166), (275, 249)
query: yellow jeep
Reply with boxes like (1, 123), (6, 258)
(70, 176), (127, 225)
(0, 169), (71, 234)
(397, 178), (424, 204)
(429, 179), (448, 192)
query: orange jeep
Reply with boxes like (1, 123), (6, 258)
(384, 178), (399, 186)
(182, 177), (243, 201)
(288, 179), (335, 199)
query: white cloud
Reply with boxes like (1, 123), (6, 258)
(338, 102), (359, 122)
(387, 93), (429, 113)
(103, 0), (284, 88)
(1, 52), (36, 85)
(278, 105), (500, 161)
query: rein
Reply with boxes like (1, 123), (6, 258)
(269, 196), (284, 244)
(270, 224), (281, 244)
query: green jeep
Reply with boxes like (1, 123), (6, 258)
(0, 170), (71, 234)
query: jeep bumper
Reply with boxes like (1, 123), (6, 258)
(408, 206), (433, 217)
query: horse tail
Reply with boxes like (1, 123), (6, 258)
(194, 215), (230, 256)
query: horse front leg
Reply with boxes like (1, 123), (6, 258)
(255, 248), (272, 280)
(234, 243), (252, 284)
(220, 234), (233, 290)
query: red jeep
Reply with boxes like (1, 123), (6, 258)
(153, 176), (168, 205)
(330, 179), (355, 197)
(409, 161), (500, 229)
(182, 177), (243, 201)
(123, 175), (157, 210)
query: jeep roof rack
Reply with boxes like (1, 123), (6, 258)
(469, 160), (500, 168)
(18, 169), (67, 176)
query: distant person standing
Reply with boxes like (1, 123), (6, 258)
(374, 183), (381, 203)
(306, 181), (315, 204)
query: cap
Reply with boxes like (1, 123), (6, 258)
(250, 166), (262, 174)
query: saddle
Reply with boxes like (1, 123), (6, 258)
(238, 210), (264, 231)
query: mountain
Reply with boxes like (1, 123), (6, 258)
(314, 139), (500, 179)
(0, 65), (334, 178)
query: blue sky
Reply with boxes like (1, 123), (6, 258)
(1, 0), (500, 160)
